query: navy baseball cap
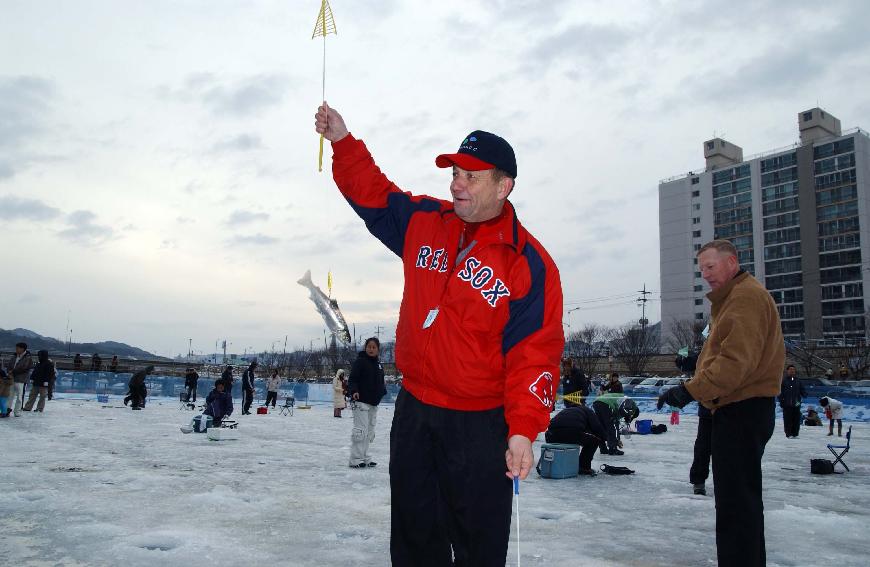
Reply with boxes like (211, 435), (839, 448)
(435, 130), (517, 178)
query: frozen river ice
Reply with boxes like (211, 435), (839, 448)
(0, 395), (867, 566)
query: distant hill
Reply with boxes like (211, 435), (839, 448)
(0, 328), (156, 358)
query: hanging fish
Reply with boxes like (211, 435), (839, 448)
(297, 269), (351, 343)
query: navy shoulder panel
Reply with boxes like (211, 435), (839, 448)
(348, 192), (443, 257)
(503, 242), (546, 354)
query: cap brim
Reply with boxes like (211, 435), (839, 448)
(435, 153), (495, 171)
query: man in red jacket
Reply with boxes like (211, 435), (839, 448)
(315, 103), (564, 566)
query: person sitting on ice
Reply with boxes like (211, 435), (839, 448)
(803, 406), (822, 426)
(204, 380), (233, 427)
(545, 404), (607, 475)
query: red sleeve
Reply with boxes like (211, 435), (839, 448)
(502, 241), (565, 440)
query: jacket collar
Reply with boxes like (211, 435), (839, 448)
(706, 270), (749, 305)
(451, 200), (526, 251)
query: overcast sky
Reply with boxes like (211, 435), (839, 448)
(2, 0), (869, 357)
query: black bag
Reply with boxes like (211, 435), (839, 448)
(651, 424), (668, 434)
(600, 464), (635, 475)
(810, 458), (835, 475)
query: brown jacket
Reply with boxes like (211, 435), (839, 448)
(685, 271), (785, 410)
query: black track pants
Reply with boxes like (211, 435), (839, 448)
(690, 413), (712, 485)
(390, 388), (512, 567)
(242, 389), (254, 413)
(782, 405), (801, 437)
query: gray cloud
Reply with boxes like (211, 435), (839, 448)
(0, 75), (56, 180)
(226, 233), (280, 246)
(57, 210), (117, 247)
(226, 210), (270, 225)
(161, 73), (292, 117)
(0, 195), (61, 221)
(522, 23), (632, 78)
(210, 133), (263, 153)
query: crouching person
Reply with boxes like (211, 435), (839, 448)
(545, 405), (606, 475)
(204, 380), (233, 426)
(24, 350), (55, 412)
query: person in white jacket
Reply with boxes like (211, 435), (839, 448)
(264, 370), (281, 408)
(333, 369), (347, 418)
(819, 396), (844, 436)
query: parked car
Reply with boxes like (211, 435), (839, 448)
(658, 378), (687, 395)
(633, 378), (667, 395)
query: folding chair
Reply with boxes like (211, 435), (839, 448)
(279, 395), (295, 416)
(827, 426), (852, 472)
(178, 392), (190, 410)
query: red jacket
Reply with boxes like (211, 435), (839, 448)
(332, 135), (564, 441)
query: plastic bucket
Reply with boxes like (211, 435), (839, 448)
(636, 419), (652, 434)
(97, 394), (109, 403)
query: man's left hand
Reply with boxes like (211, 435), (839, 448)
(656, 384), (694, 410)
(505, 435), (533, 480)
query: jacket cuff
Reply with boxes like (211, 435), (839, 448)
(508, 417), (542, 442)
(331, 132), (357, 155)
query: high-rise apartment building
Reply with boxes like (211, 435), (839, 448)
(659, 108), (870, 348)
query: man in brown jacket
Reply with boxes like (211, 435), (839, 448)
(658, 239), (784, 567)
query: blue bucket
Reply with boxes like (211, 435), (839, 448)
(636, 419), (652, 435)
(97, 394), (109, 403)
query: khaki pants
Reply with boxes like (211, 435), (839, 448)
(9, 382), (25, 416)
(349, 402), (378, 466)
(24, 386), (48, 412)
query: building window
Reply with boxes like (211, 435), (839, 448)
(706, 141), (714, 150)
(694, 299), (703, 306)
(694, 244), (702, 251)
(692, 217), (700, 224)
(695, 312), (705, 320)
(693, 258), (698, 265)
(691, 177), (699, 185)
(694, 284), (703, 291)
(694, 271), (702, 278)
(693, 204), (701, 211)
(693, 230), (702, 238)
(691, 190), (700, 197)
(803, 111), (813, 122)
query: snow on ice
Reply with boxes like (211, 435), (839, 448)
(0, 393), (867, 566)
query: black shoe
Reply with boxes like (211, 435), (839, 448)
(610, 449), (625, 456)
(367, 462), (377, 467)
(350, 463), (367, 469)
(693, 483), (706, 495)
(578, 469), (596, 476)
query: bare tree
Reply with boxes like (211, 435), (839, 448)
(785, 340), (832, 378)
(610, 322), (658, 375)
(665, 318), (708, 353)
(567, 323), (611, 377)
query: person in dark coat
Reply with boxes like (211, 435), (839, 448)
(347, 337), (386, 468)
(91, 353), (102, 371)
(778, 364), (807, 438)
(7, 342), (33, 417)
(241, 360), (258, 415)
(545, 405), (606, 475)
(124, 365), (154, 410)
(204, 380), (233, 426)
(679, 349), (712, 495)
(220, 365), (234, 393)
(109, 355), (119, 372)
(561, 358), (589, 407)
(24, 350), (55, 412)
(600, 373), (623, 393)
(184, 368), (199, 402)
(73, 353), (83, 370)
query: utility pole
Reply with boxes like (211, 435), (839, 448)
(637, 283), (651, 331)
(374, 325), (384, 340)
(188, 338), (192, 362)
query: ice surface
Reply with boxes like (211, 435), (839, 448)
(0, 396), (867, 566)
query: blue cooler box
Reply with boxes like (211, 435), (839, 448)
(536, 443), (580, 479)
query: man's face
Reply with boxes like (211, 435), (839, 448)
(450, 166), (509, 223)
(698, 249), (739, 291)
(787, 367), (796, 377)
(15, 346), (24, 355)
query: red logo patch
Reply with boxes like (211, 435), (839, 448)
(528, 372), (554, 407)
